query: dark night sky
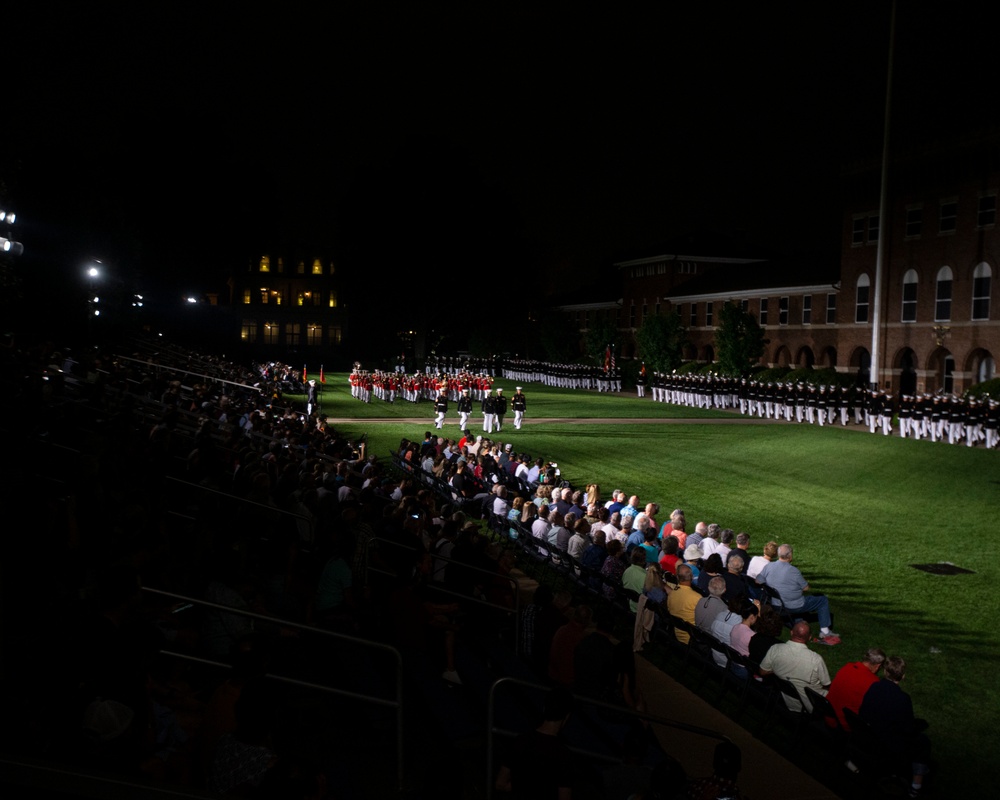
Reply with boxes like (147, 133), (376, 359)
(4, 3), (997, 321)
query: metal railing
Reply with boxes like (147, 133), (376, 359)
(363, 535), (522, 654)
(141, 586), (405, 792)
(485, 676), (731, 799)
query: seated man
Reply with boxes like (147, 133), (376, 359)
(757, 543), (840, 644)
(859, 656), (932, 797)
(825, 646), (886, 731)
(694, 576), (728, 633)
(759, 620), (831, 712)
(665, 563), (701, 644)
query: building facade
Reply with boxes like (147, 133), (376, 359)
(229, 254), (349, 358)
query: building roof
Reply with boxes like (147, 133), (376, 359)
(665, 256), (840, 302)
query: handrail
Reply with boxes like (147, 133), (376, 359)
(485, 676), (731, 800)
(162, 475), (316, 545)
(363, 536), (521, 654)
(141, 586), (405, 792)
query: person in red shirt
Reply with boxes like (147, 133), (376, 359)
(825, 646), (886, 731)
(658, 535), (682, 575)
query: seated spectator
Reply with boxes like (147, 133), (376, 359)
(727, 531), (752, 574)
(600, 540), (628, 602)
(729, 601), (759, 657)
(685, 520), (707, 553)
(639, 522), (661, 565)
(747, 603), (784, 667)
(695, 576), (728, 632)
(642, 563), (667, 605)
(580, 528), (609, 580)
(665, 564), (701, 644)
(757, 543), (840, 644)
(622, 548), (649, 612)
(658, 535), (682, 575)
(759, 621), (831, 712)
(567, 517), (592, 562)
(747, 540), (778, 581)
(696, 553), (725, 597)
(721, 553), (750, 604)
(859, 656), (932, 797)
(494, 687), (574, 798)
(825, 646), (886, 732)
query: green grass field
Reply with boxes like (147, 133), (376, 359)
(307, 373), (998, 796)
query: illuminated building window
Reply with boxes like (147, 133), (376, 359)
(307, 324), (322, 346)
(328, 290), (338, 308)
(243, 288), (251, 304)
(312, 259), (323, 275)
(274, 291), (283, 306)
(259, 256), (270, 273)
(241, 320), (257, 342)
(260, 288), (269, 304)
(263, 322), (279, 345)
(297, 293), (305, 306)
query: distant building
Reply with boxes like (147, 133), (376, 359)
(228, 254), (349, 359)
(566, 132), (999, 395)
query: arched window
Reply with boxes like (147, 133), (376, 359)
(855, 273), (870, 323)
(935, 266), (953, 321)
(901, 269), (918, 322)
(973, 263), (992, 320)
(259, 256), (270, 273)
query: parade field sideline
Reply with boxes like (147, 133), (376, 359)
(306, 371), (998, 796)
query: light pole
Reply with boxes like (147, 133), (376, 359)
(86, 263), (102, 341)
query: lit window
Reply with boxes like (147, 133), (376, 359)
(978, 195), (997, 228)
(905, 206), (922, 238)
(935, 266), (953, 321)
(973, 263), (992, 320)
(241, 320), (257, 342)
(307, 324), (322, 346)
(242, 288), (251, 305)
(274, 291), (283, 306)
(902, 269), (918, 323)
(759, 298), (768, 325)
(802, 295), (812, 325)
(329, 290), (338, 308)
(826, 293), (837, 324)
(940, 200), (957, 234)
(856, 274), (870, 323)
(779, 296), (789, 326)
(263, 322), (279, 345)
(260, 288), (269, 304)
(259, 257), (270, 273)
(312, 259), (323, 275)
(297, 293), (304, 306)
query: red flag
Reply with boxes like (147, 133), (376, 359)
(604, 345), (610, 373)
(319, 365), (326, 384)
(611, 347), (616, 371)
(640, 362), (646, 377)
(303, 364), (308, 382)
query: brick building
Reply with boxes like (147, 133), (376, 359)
(592, 132), (1000, 394)
(228, 253), (349, 359)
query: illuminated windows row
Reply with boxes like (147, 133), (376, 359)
(240, 321), (342, 345)
(258, 257), (335, 275)
(242, 289), (338, 307)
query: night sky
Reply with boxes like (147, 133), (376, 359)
(4, 3), (997, 328)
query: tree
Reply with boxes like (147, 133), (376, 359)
(584, 317), (620, 368)
(634, 310), (686, 373)
(714, 301), (767, 376)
